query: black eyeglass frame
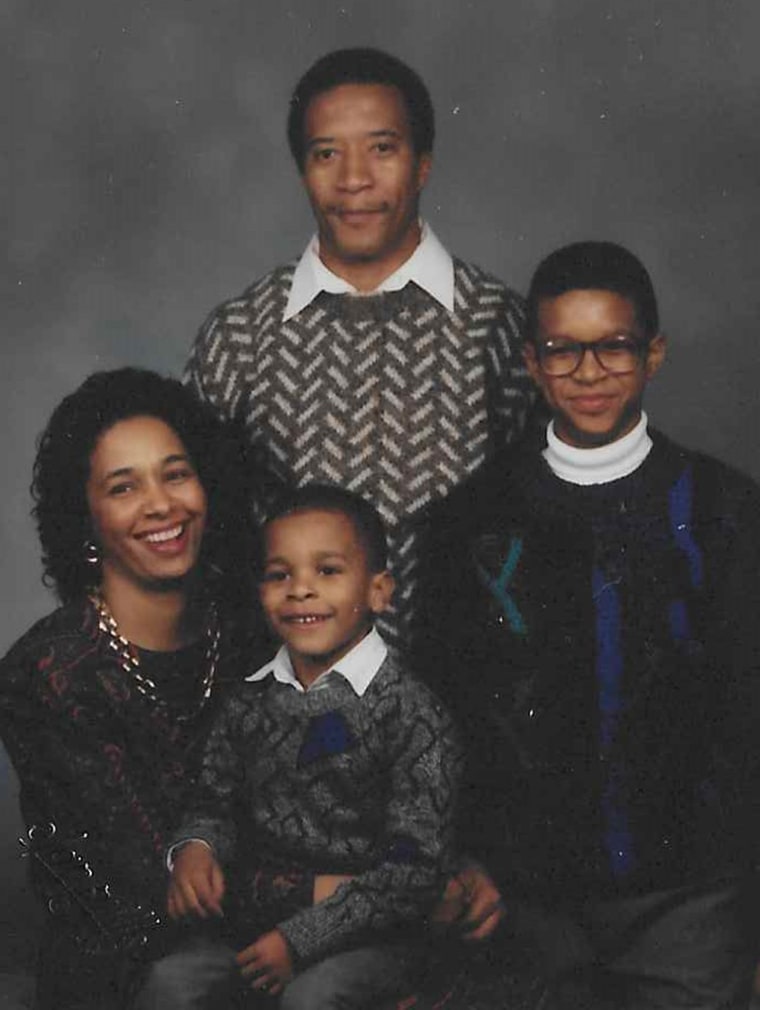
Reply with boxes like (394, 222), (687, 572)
(532, 335), (652, 377)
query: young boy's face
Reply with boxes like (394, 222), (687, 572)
(259, 508), (393, 687)
(524, 289), (665, 448)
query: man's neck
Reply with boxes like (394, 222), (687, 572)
(318, 222), (423, 293)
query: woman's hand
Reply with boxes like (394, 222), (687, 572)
(236, 929), (293, 996)
(431, 862), (505, 941)
(167, 841), (225, 920)
(313, 873), (354, 903)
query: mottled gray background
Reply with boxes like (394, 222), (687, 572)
(2, 0), (759, 969)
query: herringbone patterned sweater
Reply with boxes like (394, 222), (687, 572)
(186, 260), (530, 643)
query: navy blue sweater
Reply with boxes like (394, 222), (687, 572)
(413, 431), (760, 901)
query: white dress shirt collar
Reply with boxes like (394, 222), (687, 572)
(283, 222), (454, 321)
(542, 413), (653, 486)
(246, 626), (388, 695)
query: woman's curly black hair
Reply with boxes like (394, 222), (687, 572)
(32, 367), (256, 612)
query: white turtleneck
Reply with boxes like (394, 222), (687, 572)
(543, 413), (652, 486)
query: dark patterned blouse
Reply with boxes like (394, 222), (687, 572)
(0, 598), (246, 1009)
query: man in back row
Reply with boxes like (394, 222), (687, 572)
(185, 47), (533, 644)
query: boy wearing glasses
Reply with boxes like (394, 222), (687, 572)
(417, 242), (760, 1009)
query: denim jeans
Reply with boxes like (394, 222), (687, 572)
(132, 932), (419, 1010)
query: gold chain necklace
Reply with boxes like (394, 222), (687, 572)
(89, 592), (220, 721)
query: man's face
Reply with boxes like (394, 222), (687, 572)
(301, 82), (431, 285)
(524, 289), (666, 448)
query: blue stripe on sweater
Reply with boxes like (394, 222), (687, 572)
(593, 566), (636, 877)
(669, 598), (690, 642)
(594, 567), (623, 752)
(668, 467), (704, 590)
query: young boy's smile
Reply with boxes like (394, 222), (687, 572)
(525, 289), (665, 448)
(259, 508), (393, 687)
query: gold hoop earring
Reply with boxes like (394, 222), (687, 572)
(84, 541), (100, 566)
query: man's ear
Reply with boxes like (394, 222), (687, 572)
(369, 570), (395, 615)
(416, 153), (432, 192)
(645, 334), (666, 379)
(522, 342), (542, 386)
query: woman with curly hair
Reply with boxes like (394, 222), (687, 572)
(0, 368), (260, 1010)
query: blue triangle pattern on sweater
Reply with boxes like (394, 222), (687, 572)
(298, 711), (356, 767)
(385, 835), (421, 864)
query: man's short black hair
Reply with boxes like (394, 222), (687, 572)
(526, 241), (660, 342)
(287, 47), (435, 172)
(261, 483), (389, 573)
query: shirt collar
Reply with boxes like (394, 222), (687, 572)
(542, 413), (653, 486)
(245, 626), (388, 695)
(283, 221), (454, 321)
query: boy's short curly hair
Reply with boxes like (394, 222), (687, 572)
(526, 241), (660, 343)
(261, 483), (389, 574)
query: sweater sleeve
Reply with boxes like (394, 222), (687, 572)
(0, 625), (170, 926)
(479, 275), (536, 448)
(183, 304), (243, 423)
(709, 469), (760, 837)
(168, 692), (246, 865)
(276, 685), (462, 967)
(183, 267), (291, 424)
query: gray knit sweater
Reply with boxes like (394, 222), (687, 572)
(185, 260), (530, 644)
(173, 653), (461, 966)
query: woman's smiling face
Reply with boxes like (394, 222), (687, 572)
(86, 415), (207, 591)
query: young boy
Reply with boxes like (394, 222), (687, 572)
(136, 484), (460, 1009)
(415, 241), (760, 1009)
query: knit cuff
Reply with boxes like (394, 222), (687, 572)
(166, 837), (213, 871)
(276, 903), (337, 967)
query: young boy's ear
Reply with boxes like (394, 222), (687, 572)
(369, 570), (395, 615)
(645, 333), (666, 379)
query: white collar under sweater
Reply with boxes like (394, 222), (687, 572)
(283, 221), (455, 321)
(542, 413), (653, 486)
(246, 626), (387, 696)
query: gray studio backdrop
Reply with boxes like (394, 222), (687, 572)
(3, 0), (759, 972)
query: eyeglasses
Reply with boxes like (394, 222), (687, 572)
(534, 336), (649, 377)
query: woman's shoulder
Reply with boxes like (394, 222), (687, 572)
(0, 599), (99, 687)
